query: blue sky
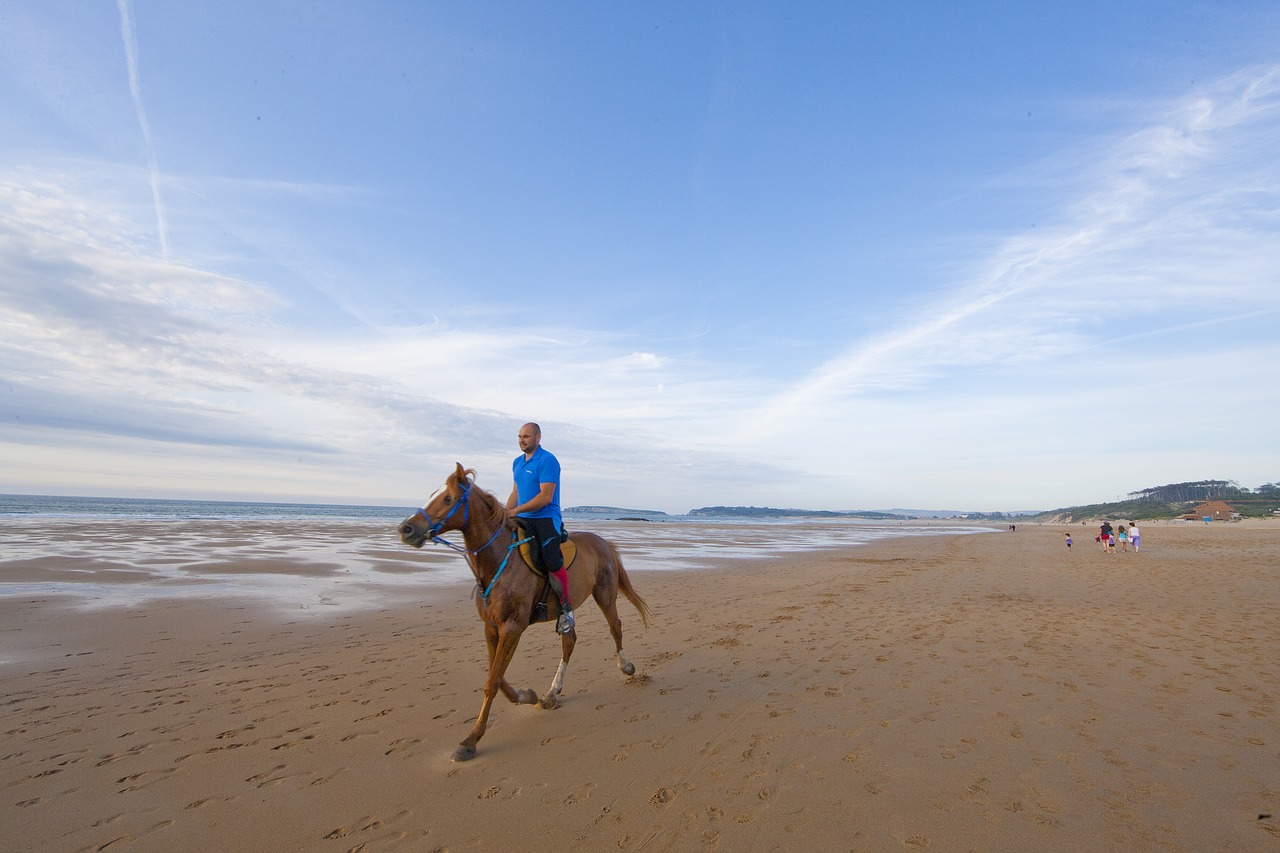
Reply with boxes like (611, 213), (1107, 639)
(2, 1), (1278, 513)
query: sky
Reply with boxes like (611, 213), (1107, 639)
(2, 1), (1279, 514)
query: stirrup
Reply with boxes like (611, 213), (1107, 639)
(555, 608), (575, 635)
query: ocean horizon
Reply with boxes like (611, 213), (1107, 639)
(0, 493), (411, 522)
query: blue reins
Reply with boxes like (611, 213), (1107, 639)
(417, 481), (531, 602)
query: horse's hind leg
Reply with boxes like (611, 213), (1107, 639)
(541, 630), (576, 710)
(604, 600), (636, 676)
(591, 587), (636, 677)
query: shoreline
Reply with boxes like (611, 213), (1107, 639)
(3, 522), (1277, 851)
(0, 516), (1001, 619)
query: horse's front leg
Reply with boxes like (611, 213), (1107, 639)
(541, 628), (577, 710)
(454, 621), (532, 762)
(481, 617), (536, 706)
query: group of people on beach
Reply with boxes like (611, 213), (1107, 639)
(1064, 521), (1141, 552)
(1095, 520), (1140, 552)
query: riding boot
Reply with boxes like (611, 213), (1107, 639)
(551, 567), (574, 634)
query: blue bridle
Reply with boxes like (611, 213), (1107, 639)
(417, 480), (531, 602)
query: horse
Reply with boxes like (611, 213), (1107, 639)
(398, 463), (651, 762)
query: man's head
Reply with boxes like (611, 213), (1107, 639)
(517, 422), (542, 456)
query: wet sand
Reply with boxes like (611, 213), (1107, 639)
(2, 520), (1278, 851)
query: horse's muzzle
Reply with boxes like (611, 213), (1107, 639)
(399, 522), (427, 548)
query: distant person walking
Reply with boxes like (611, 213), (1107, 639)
(1129, 522), (1141, 552)
(1117, 525), (1129, 552)
(1099, 521), (1114, 553)
(1065, 533), (1073, 549)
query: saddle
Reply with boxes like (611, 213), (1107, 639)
(518, 535), (577, 577)
(517, 528), (576, 626)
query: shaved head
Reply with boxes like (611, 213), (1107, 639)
(517, 422), (542, 457)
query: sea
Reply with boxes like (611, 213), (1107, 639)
(0, 494), (996, 614)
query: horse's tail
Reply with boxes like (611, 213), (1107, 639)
(607, 541), (651, 628)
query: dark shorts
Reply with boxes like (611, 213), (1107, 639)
(518, 517), (563, 573)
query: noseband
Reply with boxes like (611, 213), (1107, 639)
(415, 479), (533, 604)
(417, 481), (472, 541)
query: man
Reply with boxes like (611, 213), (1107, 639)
(507, 422), (574, 634)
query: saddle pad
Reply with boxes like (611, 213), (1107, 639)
(518, 536), (577, 577)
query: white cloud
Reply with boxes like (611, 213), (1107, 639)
(0, 177), (771, 509)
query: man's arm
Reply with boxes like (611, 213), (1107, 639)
(507, 482), (556, 518)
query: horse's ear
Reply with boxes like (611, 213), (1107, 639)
(454, 462), (466, 479)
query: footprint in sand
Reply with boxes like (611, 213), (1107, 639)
(115, 767), (177, 792)
(98, 834), (137, 849)
(562, 782), (595, 805)
(384, 737), (421, 756)
(272, 734), (318, 751)
(97, 819), (177, 850)
(650, 787), (676, 805)
(310, 768), (347, 785)
(216, 725), (255, 739)
(185, 795), (238, 809)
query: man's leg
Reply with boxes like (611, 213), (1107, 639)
(525, 518), (572, 634)
(536, 520), (573, 634)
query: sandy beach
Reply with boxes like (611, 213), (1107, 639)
(3, 519), (1278, 852)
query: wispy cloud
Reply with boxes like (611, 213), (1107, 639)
(738, 65), (1280, 443)
(115, 0), (168, 258)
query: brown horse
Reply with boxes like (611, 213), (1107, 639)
(398, 463), (651, 761)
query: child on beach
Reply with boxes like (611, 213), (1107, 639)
(1065, 533), (1072, 549)
(1117, 525), (1129, 552)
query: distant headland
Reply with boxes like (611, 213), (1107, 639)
(565, 480), (1280, 523)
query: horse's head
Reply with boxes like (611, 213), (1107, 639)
(398, 462), (477, 548)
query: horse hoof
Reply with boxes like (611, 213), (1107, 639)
(517, 689), (538, 705)
(451, 745), (477, 762)
(540, 693), (560, 710)
(620, 662), (636, 676)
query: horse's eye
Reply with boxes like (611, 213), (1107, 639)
(443, 495), (452, 504)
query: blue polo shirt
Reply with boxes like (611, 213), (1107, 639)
(512, 446), (562, 528)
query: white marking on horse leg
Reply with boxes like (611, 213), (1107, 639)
(549, 658), (568, 696)
(616, 650), (635, 677)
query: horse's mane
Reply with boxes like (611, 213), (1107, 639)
(450, 467), (510, 531)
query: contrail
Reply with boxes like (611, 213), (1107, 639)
(116, 0), (169, 258)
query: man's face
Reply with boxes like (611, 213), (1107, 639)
(517, 426), (539, 455)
